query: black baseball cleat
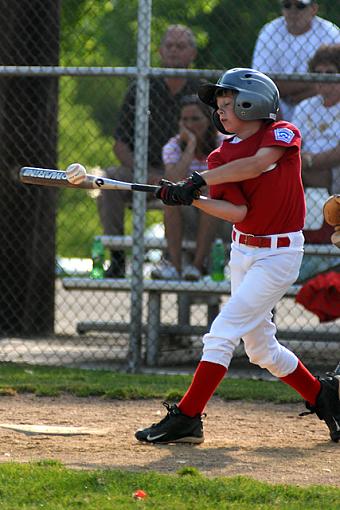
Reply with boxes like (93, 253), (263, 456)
(135, 401), (204, 444)
(301, 369), (340, 442)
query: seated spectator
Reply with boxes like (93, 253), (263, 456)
(151, 95), (226, 281)
(291, 43), (340, 280)
(97, 24), (201, 277)
(252, 0), (340, 121)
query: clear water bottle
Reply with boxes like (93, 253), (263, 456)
(90, 237), (105, 279)
(210, 238), (225, 282)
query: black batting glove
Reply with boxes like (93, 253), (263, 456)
(155, 179), (180, 206)
(172, 171), (206, 205)
(186, 171), (207, 190)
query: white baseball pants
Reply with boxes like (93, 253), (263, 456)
(201, 230), (304, 377)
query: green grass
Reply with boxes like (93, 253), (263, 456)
(0, 463), (338, 510)
(0, 363), (300, 403)
(0, 364), (338, 509)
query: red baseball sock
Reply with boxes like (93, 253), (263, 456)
(280, 359), (321, 405)
(178, 360), (227, 417)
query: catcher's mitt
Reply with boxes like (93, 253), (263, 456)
(323, 195), (340, 226)
(323, 195), (340, 248)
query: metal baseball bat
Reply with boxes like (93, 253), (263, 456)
(19, 167), (160, 193)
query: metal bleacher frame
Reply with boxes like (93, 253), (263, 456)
(62, 236), (339, 366)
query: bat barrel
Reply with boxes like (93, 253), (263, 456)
(19, 167), (93, 189)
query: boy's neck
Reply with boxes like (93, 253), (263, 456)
(236, 120), (265, 140)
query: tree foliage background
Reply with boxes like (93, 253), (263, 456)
(59, 0), (339, 168)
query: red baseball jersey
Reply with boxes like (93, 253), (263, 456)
(208, 121), (306, 235)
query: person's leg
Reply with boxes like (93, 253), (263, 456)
(280, 360), (321, 404)
(191, 244), (304, 417)
(136, 244), (250, 444)
(223, 243), (320, 404)
(151, 206), (183, 279)
(242, 316), (321, 403)
(181, 208), (224, 280)
(163, 206), (183, 273)
(136, 238), (331, 444)
(192, 212), (221, 272)
(235, 246), (339, 442)
(97, 166), (133, 277)
(180, 207), (201, 279)
(244, 318), (340, 442)
(97, 165), (132, 236)
(178, 361), (227, 417)
(178, 245), (260, 419)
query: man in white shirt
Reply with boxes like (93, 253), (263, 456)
(252, 0), (340, 121)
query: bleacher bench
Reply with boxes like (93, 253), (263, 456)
(98, 235), (339, 256)
(62, 276), (304, 366)
(62, 237), (339, 366)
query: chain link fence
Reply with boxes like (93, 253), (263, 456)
(0, 0), (339, 374)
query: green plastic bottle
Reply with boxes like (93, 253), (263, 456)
(90, 237), (105, 279)
(210, 238), (225, 281)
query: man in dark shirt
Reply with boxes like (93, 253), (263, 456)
(97, 24), (200, 277)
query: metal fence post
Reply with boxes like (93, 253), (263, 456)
(127, 0), (152, 372)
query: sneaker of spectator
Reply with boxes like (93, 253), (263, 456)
(182, 264), (202, 281)
(151, 259), (180, 280)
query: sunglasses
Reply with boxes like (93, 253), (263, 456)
(281, 1), (309, 9)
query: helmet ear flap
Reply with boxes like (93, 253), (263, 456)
(212, 110), (234, 135)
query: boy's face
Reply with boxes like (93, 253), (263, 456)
(314, 62), (340, 107)
(216, 91), (244, 133)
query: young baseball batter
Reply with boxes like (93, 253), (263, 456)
(135, 68), (340, 444)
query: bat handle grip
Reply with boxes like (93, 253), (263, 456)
(131, 183), (160, 193)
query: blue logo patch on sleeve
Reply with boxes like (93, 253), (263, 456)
(274, 128), (295, 143)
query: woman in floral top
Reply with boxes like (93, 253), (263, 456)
(151, 95), (225, 280)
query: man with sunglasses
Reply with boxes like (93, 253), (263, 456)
(252, 0), (340, 121)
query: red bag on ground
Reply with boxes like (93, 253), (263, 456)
(295, 271), (340, 322)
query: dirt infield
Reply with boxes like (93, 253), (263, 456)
(0, 394), (339, 487)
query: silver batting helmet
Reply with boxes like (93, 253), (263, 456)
(198, 68), (280, 123)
